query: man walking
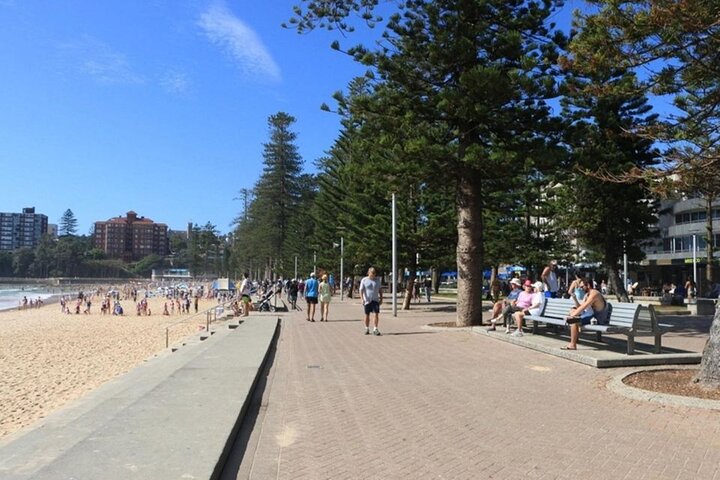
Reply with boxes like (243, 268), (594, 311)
(360, 267), (383, 335)
(304, 272), (319, 322)
(239, 273), (252, 317)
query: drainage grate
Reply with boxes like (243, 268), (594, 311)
(306, 365), (322, 369)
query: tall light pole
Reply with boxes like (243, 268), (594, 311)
(693, 234), (698, 285)
(392, 193), (397, 317)
(294, 255), (298, 280)
(313, 250), (317, 276)
(333, 235), (345, 300)
(623, 238), (628, 293)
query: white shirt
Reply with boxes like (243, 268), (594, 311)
(360, 276), (381, 304)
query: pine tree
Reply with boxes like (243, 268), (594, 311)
(290, 0), (565, 325)
(560, 35), (660, 299)
(567, 1), (720, 387)
(59, 209), (78, 237)
(233, 112), (305, 279)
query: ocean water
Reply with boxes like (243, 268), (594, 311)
(0, 284), (57, 312)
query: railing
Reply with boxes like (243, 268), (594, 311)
(164, 300), (238, 348)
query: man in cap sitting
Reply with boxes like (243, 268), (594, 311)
(487, 277), (523, 333)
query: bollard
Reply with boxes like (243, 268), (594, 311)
(166, 327), (169, 348)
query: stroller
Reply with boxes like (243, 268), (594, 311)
(256, 288), (277, 312)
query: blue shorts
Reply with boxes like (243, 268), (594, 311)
(364, 301), (380, 315)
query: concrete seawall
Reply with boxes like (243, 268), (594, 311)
(0, 316), (280, 479)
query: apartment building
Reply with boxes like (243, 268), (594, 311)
(93, 211), (169, 261)
(0, 207), (48, 251)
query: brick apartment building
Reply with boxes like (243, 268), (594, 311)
(0, 207), (48, 251)
(93, 211), (169, 261)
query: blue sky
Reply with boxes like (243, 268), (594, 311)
(0, 0), (371, 235)
(0, 1), (590, 236)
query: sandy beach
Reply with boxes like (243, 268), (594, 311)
(0, 291), (223, 439)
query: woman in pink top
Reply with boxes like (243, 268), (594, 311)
(510, 280), (544, 337)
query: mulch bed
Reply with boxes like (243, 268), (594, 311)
(623, 369), (720, 401)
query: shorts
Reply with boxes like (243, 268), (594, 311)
(581, 311), (609, 326)
(241, 294), (251, 304)
(306, 296), (318, 304)
(545, 291), (557, 298)
(364, 300), (380, 315)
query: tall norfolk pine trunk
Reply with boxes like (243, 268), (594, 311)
(696, 306), (720, 388)
(403, 273), (416, 310)
(456, 164), (484, 327)
(607, 266), (629, 302)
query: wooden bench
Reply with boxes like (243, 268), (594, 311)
(525, 298), (673, 355)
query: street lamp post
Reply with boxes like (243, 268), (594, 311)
(294, 255), (298, 280)
(333, 235), (346, 300)
(340, 236), (344, 301)
(623, 238), (628, 293)
(313, 250), (317, 276)
(693, 234), (698, 285)
(392, 193), (397, 317)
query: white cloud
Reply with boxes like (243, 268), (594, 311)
(198, 4), (281, 83)
(58, 36), (144, 85)
(160, 70), (190, 94)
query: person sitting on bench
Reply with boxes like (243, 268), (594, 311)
(510, 281), (545, 337)
(563, 277), (609, 350)
(487, 278), (522, 332)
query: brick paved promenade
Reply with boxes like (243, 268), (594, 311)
(223, 297), (720, 480)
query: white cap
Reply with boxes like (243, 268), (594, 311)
(533, 281), (544, 291)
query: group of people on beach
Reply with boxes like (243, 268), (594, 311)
(18, 296), (44, 309)
(59, 294), (91, 315)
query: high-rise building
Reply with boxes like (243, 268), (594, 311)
(640, 197), (720, 292)
(0, 207), (48, 251)
(93, 211), (169, 261)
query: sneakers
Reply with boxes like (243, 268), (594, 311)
(511, 330), (523, 337)
(504, 327), (511, 334)
(364, 329), (370, 335)
(486, 326), (496, 332)
(373, 329), (382, 336)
